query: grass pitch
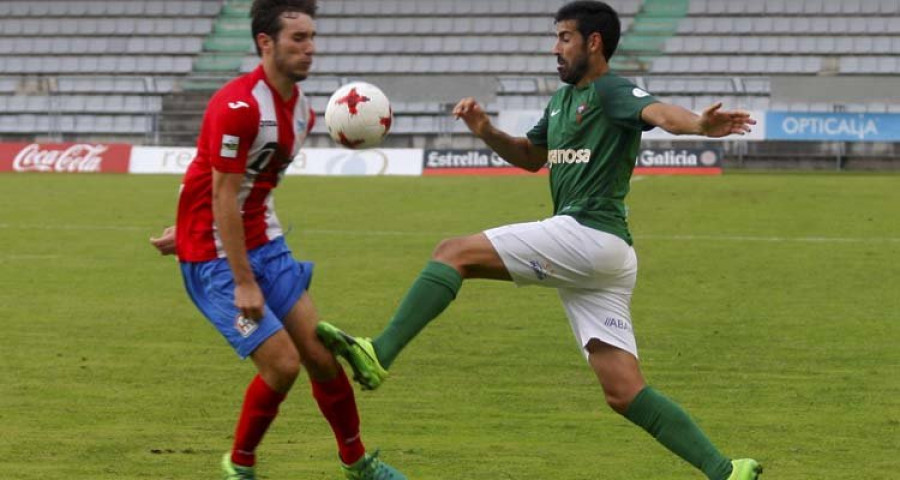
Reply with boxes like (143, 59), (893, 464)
(1, 172), (897, 479)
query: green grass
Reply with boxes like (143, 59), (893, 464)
(1, 172), (898, 479)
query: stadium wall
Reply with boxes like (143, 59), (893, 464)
(0, 143), (726, 176)
(3, 112), (899, 175)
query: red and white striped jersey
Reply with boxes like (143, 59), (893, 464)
(176, 65), (315, 262)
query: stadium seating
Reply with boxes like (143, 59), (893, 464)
(0, 0), (899, 147)
(240, 1), (637, 77)
(640, 0), (899, 113)
(0, 0), (219, 142)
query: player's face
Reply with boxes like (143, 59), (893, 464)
(272, 12), (317, 82)
(552, 20), (590, 85)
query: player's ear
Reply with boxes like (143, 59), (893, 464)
(589, 32), (604, 55)
(255, 32), (273, 55)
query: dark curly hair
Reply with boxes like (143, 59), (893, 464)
(250, 0), (318, 55)
(555, 1), (620, 60)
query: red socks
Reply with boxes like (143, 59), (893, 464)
(311, 369), (366, 465)
(231, 375), (287, 467)
(230, 370), (365, 467)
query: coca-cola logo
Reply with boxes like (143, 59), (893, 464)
(13, 143), (109, 172)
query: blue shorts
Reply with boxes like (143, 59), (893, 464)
(180, 237), (313, 359)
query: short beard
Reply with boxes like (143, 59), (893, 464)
(558, 48), (590, 85)
(273, 43), (308, 82)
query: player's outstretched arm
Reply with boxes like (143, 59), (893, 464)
(641, 102), (756, 138)
(453, 97), (547, 172)
(150, 226), (176, 255)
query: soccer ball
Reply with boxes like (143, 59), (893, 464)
(324, 82), (393, 149)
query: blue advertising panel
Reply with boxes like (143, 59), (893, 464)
(766, 112), (900, 142)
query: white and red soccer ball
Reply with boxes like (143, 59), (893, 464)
(324, 82), (393, 149)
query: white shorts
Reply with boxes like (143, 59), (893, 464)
(484, 215), (639, 358)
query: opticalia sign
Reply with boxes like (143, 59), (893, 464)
(634, 148), (722, 175)
(0, 143), (132, 173)
(765, 112), (900, 142)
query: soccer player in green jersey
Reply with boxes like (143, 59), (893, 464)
(318, 1), (761, 479)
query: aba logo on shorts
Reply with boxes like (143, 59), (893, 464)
(604, 317), (632, 332)
(235, 315), (259, 338)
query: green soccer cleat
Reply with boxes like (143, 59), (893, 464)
(316, 321), (388, 390)
(342, 450), (406, 480)
(727, 458), (763, 480)
(221, 453), (255, 480)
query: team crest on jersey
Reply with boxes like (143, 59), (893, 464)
(221, 134), (240, 158)
(576, 103), (588, 124)
(235, 315), (259, 338)
(296, 119), (307, 132)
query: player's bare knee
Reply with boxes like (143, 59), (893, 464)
(257, 358), (300, 392)
(600, 380), (644, 415)
(603, 389), (632, 415)
(268, 352), (301, 384)
(300, 346), (339, 379)
(432, 237), (467, 271)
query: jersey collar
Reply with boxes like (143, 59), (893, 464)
(252, 64), (299, 105)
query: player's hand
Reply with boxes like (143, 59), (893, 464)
(698, 102), (756, 138)
(452, 97), (492, 138)
(235, 281), (265, 321)
(150, 226), (176, 256)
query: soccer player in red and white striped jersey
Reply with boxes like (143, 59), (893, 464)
(151, 2), (405, 479)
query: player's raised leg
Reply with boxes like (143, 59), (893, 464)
(317, 233), (506, 389)
(587, 340), (761, 480)
(315, 322), (387, 390)
(285, 292), (406, 479)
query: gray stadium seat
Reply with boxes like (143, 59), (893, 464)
(144, 1), (165, 16)
(92, 115), (114, 132)
(65, 96), (88, 112)
(174, 57), (193, 73)
(0, 115), (18, 133)
(7, 96), (28, 112)
(0, 78), (17, 93)
(150, 78), (173, 93)
(118, 1), (142, 15)
(154, 56), (175, 73)
(10, 2), (30, 16)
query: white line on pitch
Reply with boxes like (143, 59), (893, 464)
(0, 254), (62, 260)
(0, 223), (146, 231)
(1, 223), (897, 244)
(301, 230), (900, 244)
(636, 234), (900, 244)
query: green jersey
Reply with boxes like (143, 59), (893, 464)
(526, 73), (658, 245)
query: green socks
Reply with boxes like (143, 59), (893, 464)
(373, 261), (463, 369)
(625, 387), (733, 480)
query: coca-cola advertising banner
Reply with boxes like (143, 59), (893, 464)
(0, 143), (132, 173)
